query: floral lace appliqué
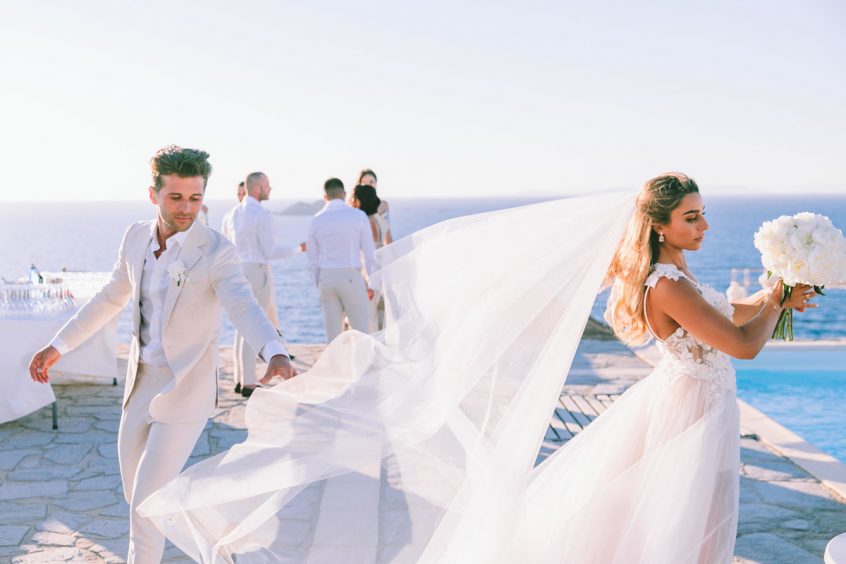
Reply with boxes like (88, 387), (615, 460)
(645, 263), (684, 288)
(645, 264), (736, 408)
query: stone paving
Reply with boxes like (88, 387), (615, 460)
(0, 340), (844, 563)
(0, 345), (325, 563)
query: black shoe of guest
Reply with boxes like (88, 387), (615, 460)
(241, 385), (257, 398)
(234, 383), (241, 394)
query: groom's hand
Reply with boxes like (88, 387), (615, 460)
(260, 354), (297, 384)
(29, 346), (61, 384)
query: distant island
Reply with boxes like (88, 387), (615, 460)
(277, 200), (324, 215)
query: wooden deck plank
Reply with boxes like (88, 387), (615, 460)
(560, 398), (591, 428)
(546, 393), (622, 447)
(555, 414), (582, 437)
(568, 394), (601, 423)
(553, 402), (583, 428)
(595, 393), (620, 408)
(549, 410), (577, 440)
(545, 423), (562, 442)
(570, 393), (600, 417)
(558, 396), (591, 428)
(581, 395), (609, 416)
(592, 394), (612, 408)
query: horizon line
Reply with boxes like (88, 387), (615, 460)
(3, 191), (846, 204)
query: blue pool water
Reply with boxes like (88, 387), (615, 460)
(734, 347), (846, 464)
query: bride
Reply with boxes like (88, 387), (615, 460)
(518, 173), (815, 563)
(139, 173), (816, 563)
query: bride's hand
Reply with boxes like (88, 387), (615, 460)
(771, 281), (818, 312)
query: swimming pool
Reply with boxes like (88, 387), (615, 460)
(733, 345), (846, 464)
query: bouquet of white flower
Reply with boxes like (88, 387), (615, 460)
(754, 212), (846, 340)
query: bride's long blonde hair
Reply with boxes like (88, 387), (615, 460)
(605, 172), (700, 345)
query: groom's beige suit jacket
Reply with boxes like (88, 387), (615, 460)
(54, 219), (283, 423)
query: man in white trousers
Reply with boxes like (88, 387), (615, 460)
(307, 177), (376, 342)
(228, 171), (304, 397)
(28, 146), (296, 564)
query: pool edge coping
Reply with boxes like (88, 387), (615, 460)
(631, 341), (846, 503)
(737, 399), (846, 502)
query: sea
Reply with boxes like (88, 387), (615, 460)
(5, 194), (845, 460)
(2, 195), (845, 345)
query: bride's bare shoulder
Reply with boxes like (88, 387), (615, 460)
(647, 272), (701, 310)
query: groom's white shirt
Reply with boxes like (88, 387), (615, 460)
(49, 218), (287, 422)
(138, 222), (190, 367)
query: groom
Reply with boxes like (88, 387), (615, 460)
(28, 145), (295, 564)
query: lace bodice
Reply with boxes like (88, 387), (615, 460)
(644, 263), (736, 406)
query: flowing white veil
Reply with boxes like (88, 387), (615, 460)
(138, 190), (636, 563)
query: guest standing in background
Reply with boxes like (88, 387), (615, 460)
(222, 180), (289, 373)
(358, 168), (392, 245)
(307, 178), (376, 342)
(351, 183), (387, 331)
(229, 172), (304, 397)
(220, 181), (246, 242)
(223, 180), (285, 354)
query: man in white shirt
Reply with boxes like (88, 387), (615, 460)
(28, 146), (296, 564)
(219, 180), (245, 241)
(229, 171), (304, 397)
(307, 178), (376, 342)
(221, 179), (280, 391)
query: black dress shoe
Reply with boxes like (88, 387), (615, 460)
(241, 385), (257, 398)
(234, 383), (241, 394)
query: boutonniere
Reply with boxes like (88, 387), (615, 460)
(167, 261), (187, 287)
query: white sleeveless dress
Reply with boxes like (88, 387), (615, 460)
(514, 263), (740, 563)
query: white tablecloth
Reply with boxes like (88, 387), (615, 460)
(0, 311), (118, 425)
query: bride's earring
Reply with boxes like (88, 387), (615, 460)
(658, 232), (665, 243)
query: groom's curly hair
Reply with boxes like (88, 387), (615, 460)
(150, 145), (212, 192)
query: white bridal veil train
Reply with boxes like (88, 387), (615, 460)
(139, 191), (733, 563)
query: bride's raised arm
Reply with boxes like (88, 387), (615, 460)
(649, 277), (815, 359)
(729, 288), (773, 325)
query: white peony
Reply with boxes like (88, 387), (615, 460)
(754, 212), (846, 287)
(753, 212), (846, 340)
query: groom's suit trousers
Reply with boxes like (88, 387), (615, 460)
(119, 363), (206, 564)
(317, 267), (369, 342)
(234, 262), (274, 387)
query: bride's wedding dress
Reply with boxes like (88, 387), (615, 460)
(515, 263), (739, 563)
(138, 193), (739, 563)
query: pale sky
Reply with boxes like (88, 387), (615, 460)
(0, 0), (843, 202)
